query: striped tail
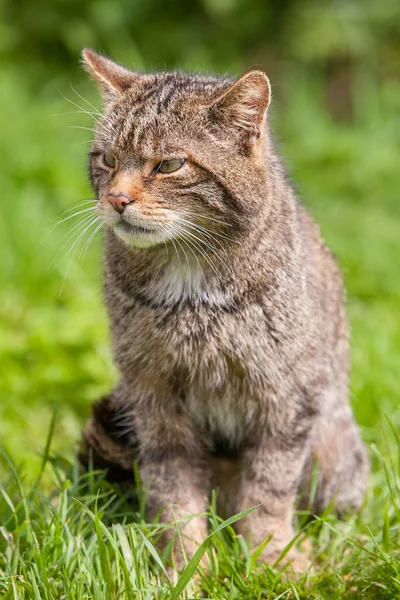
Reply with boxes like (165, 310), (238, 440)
(79, 393), (138, 483)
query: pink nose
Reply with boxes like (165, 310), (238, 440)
(107, 193), (133, 214)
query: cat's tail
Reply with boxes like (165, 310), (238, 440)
(79, 391), (138, 483)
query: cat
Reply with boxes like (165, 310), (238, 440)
(79, 48), (369, 572)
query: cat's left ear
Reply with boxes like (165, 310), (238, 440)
(209, 70), (271, 141)
(82, 48), (137, 104)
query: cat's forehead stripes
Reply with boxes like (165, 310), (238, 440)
(103, 72), (231, 154)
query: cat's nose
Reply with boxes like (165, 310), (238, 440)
(107, 193), (133, 214)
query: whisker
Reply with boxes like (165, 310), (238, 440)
(79, 220), (103, 262)
(156, 223), (170, 258)
(55, 213), (97, 255)
(59, 217), (101, 295)
(66, 217), (101, 258)
(168, 235), (182, 269)
(70, 84), (104, 118)
(38, 202), (95, 249)
(175, 214), (238, 243)
(177, 224), (216, 255)
(70, 84), (116, 131)
(75, 139), (97, 147)
(67, 125), (104, 134)
(174, 223), (231, 277)
(178, 235), (205, 282)
(174, 217), (235, 273)
(64, 86), (110, 121)
(59, 199), (97, 215)
(51, 110), (100, 118)
(47, 213), (97, 273)
(174, 224), (220, 279)
(58, 90), (111, 134)
(177, 209), (233, 228)
(172, 234), (191, 274)
(43, 206), (97, 232)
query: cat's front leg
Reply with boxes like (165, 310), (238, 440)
(134, 405), (209, 573)
(234, 434), (312, 571)
(141, 456), (208, 574)
(81, 382), (209, 572)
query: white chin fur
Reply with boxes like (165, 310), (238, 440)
(114, 227), (166, 249)
(112, 223), (227, 306)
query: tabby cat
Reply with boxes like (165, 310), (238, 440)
(79, 49), (369, 571)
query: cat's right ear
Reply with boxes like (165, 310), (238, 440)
(82, 49), (137, 104)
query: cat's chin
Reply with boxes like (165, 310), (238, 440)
(113, 225), (166, 249)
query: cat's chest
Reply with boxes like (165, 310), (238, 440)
(114, 290), (276, 379)
(109, 264), (288, 398)
(184, 379), (251, 451)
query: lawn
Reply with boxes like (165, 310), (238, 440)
(0, 61), (399, 598)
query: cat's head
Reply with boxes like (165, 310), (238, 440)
(82, 49), (271, 250)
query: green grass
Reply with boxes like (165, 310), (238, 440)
(1, 64), (400, 597)
(1, 418), (400, 598)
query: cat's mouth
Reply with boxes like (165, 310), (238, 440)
(112, 216), (168, 248)
(116, 219), (156, 235)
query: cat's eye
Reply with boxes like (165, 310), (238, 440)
(102, 153), (117, 169)
(157, 158), (185, 174)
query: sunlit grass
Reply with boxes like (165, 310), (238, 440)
(0, 65), (399, 596)
(0, 415), (400, 598)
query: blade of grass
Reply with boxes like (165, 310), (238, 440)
(136, 526), (172, 585)
(33, 411), (57, 491)
(170, 505), (260, 600)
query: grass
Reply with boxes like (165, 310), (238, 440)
(0, 63), (400, 597)
(1, 418), (400, 598)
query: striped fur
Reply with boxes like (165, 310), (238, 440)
(79, 49), (369, 571)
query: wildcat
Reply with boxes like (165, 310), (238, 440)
(79, 48), (369, 571)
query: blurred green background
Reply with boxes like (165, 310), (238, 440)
(1, 0), (399, 477)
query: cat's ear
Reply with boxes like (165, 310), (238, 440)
(82, 48), (137, 103)
(210, 70), (271, 140)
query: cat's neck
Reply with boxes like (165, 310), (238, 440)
(140, 259), (226, 307)
(103, 179), (301, 310)
(104, 228), (234, 307)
